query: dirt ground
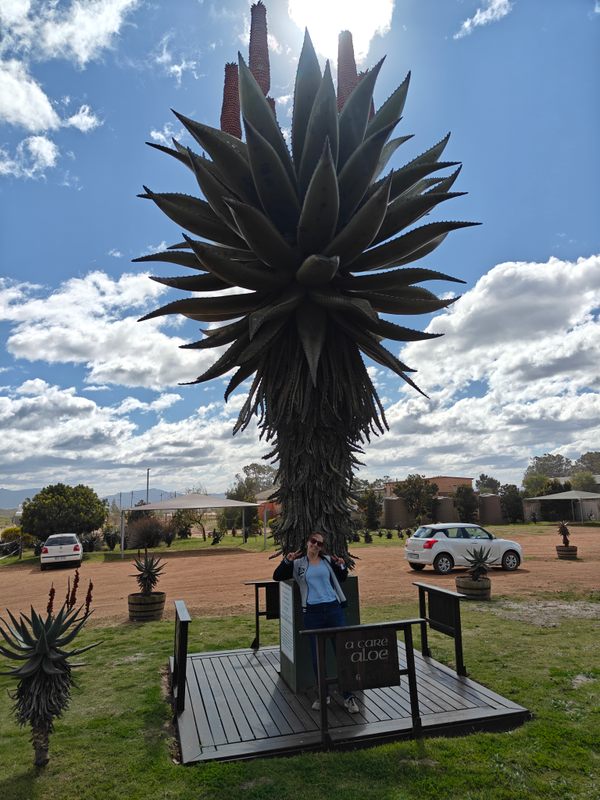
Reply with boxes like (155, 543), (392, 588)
(0, 528), (598, 624)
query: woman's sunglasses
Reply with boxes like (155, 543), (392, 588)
(309, 538), (324, 547)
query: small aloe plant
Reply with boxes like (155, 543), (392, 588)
(557, 521), (570, 547)
(465, 546), (496, 581)
(131, 549), (165, 595)
(0, 576), (99, 767)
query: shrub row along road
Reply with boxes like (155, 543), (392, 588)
(0, 528), (598, 622)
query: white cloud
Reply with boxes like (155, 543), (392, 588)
(64, 103), (101, 131)
(149, 121), (184, 147)
(152, 33), (199, 86)
(0, 271), (219, 389)
(454, 0), (513, 40)
(0, 135), (59, 178)
(361, 254), (600, 485)
(108, 248), (123, 258)
(0, 59), (61, 131)
(288, 0), (394, 62)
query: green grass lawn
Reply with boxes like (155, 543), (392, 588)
(1, 592), (598, 800)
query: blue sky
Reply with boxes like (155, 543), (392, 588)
(1, 0), (599, 497)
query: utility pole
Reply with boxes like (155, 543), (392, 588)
(146, 468), (150, 504)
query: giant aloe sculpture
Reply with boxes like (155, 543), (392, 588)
(137, 13), (476, 558)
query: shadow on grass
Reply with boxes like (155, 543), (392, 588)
(0, 766), (40, 800)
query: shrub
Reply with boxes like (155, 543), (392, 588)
(103, 530), (120, 551)
(126, 517), (167, 549)
(386, 531), (393, 539)
(163, 528), (176, 547)
(364, 531), (373, 543)
(1, 526), (22, 542)
(81, 532), (102, 553)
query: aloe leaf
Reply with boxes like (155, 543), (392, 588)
(374, 135), (414, 180)
(340, 266), (464, 291)
(139, 292), (265, 323)
(337, 120), (397, 223)
(238, 317), (288, 364)
(349, 288), (457, 315)
(133, 250), (208, 270)
(171, 111), (258, 204)
(184, 335), (250, 385)
(186, 147), (240, 229)
(425, 165), (463, 195)
(296, 254), (339, 287)
(297, 139), (339, 256)
(183, 234), (285, 291)
(243, 118), (300, 236)
(224, 358), (260, 400)
(146, 140), (189, 169)
(291, 29), (322, 170)
(371, 160), (459, 204)
(338, 57), (385, 170)
(364, 317), (443, 341)
(372, 191), (466, 246)
(225, 198), (301, 272)
(249, 286), (305, 338)
(296, 302), (328, 386)
(366, 71), (411, 138)
(139, 188), (246, 248)
(238, 54), (295, 185)
(310, 288), (377, 323)
(326, 174), (391, 266)
(298, 61), (339, 199)
(351, 220), (480, 272)
(150, 273), (229, 292)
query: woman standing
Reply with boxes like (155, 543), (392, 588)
(273, 531), (360, 713)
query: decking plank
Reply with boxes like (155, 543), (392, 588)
(175, 645), (530, 764)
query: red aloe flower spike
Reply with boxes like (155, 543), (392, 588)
(47, 583), (55, 616)
(220, 62), (242, 138)
(69, 568), (80, 610)
(337, 30), (358, 111)
(249, 1), (270, 95)
(65, 577), (71, 608)
(85, 580), (94, 615)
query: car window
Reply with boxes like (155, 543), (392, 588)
(444, 527), (464, 539)
(413, 527), (436, 538)
(467, 527), (493, 540)
(46, 535), (77, 546)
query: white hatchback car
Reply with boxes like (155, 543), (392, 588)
(40, 533), (83, 571)
(404, 523), (522, 574)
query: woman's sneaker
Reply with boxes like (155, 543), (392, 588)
(344, 695), (360, 714)
(311, 696), (330, 710)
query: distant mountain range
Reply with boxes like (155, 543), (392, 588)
(0, 487), (178, 510)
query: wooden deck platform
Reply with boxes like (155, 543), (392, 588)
(172, 643), (531, 764)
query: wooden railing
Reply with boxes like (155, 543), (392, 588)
(413, 582), (467, 676)
(301, 619), (424, 745)
(244, 579), (280, 649)
(172, 599), (191, 715)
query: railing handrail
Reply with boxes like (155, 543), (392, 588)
(173, 599), (191, 715)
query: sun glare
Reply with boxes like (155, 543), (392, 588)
(288, 0), (394, 63)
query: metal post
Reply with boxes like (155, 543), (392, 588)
(146, 468), (150, 504)
(120, 510), (126, 559)
(263, 505), (268, 550)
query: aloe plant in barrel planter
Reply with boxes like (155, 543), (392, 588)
(128, 550), (166, 621)
(556, 521), (577, 560)
(455, 546), (494, 600)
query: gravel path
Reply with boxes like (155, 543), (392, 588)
(0, 528), (597, 624)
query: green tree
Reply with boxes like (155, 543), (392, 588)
(394, 475), (438, 523)
(571, 471), (597, 492)
(170, 508), (205, 539)
(357, 489), (382, 530)
(499, 484), (524, 523)
(453, 485), (478, 522)
(524, 453), (573, 479)
(21, 484), (107, 538)
(136, 25), (470, 557)
(240, 463), (278, 493)
(475, 473), (500, 494)
(522, 473), (548, 497)
(573, 452), (600, 475)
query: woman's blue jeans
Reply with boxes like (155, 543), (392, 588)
(303, 600), (350, 698)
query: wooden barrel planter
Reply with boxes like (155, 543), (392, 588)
(455, 575), (491, 600)
(556, 545), (578, 560)
(128, 592), (166, 622)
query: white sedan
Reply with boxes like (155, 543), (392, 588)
(40, 533), (83, 571)
(404, 523), (522, 574)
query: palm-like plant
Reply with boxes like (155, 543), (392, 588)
(136, 23), (476, 557)
(0, 583), (98, 766)
(465, 546), (495, 581)
(131, 550), (165, 595)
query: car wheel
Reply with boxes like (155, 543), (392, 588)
(409, 563), (426, 571)
(501, 550), (520, 571)
(433, 553), (454, 574)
